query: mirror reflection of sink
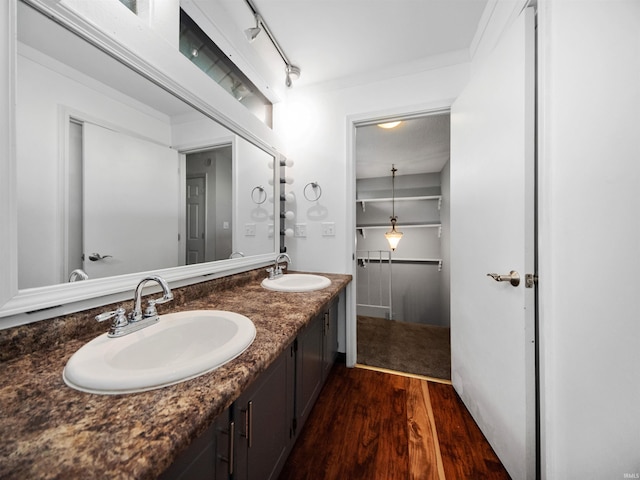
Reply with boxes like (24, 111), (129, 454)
(63, 310), (256, 395)
(261, 274), (331, 292)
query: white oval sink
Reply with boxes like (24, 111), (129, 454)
(63, 310), (256, 395)
(261, 273), (331, 292)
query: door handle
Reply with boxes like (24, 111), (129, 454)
(487, 270), (520, 287)
(88, 253), (112, 262)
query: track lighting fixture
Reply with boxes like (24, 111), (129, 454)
(285, 64), (301, 88)
(244, 0), (301, 88)
(244, 14), (262, 42)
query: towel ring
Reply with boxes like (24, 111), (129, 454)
(303, 182), (322, 202)
(251, 186), (267, 204)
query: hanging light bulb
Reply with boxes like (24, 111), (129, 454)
(384, 164), (403, 251)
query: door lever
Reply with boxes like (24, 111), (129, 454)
(88, 253), (113, 262)
(487, 270), (520, 287)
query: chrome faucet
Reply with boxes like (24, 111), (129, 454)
(68, 269), (89, 282)
(96, 275), (173, 337)
(131, 275), (173, 321)
(267, 253), (291, 279)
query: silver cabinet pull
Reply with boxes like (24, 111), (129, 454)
(218, 420), (234, 476)
(487, 270), (520, 287)
(241, 401), (253, 448)
(228, 421), (235, 476)
(247, 401), (253, 448)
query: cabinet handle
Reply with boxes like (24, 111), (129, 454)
(228, 421), (235, 476)
(324, 312), (329, 336)
(218, 421), (235, 476)
(241, 401), (254, 448)
(247, 401), (253, 448)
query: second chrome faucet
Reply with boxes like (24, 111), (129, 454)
(266, 253), (291, 280)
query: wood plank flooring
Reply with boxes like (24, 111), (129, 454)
(278, 364), (510, 480)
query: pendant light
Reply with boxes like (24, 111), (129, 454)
(384, 164), (403, 250)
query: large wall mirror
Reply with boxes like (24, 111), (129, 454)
(1, 0), (279, 323)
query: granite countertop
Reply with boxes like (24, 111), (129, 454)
(0, 271), (351, 479)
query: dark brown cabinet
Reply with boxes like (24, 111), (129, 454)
(159, 408), (232, 480)
(295, 297), (338, 435)
(234, 348), (294, 480)
(161, 297), (340, 480)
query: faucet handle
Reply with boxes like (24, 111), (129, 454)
(150, 290), (174, 305)
(144, 299), (158, 318)
(144, 291), (173, 319)
(95, 307), (128, 328)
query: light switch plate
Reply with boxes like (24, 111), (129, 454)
(244, 223), (256, 236)
(294, 224), (307, 237)
(321, 222), (336, 236)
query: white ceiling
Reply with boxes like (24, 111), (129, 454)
(233, 1), (485, 179)
(244, 0), (489, 88)
(356, 113), (450, 179)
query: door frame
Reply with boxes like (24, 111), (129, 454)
(345, 100), (455, 368)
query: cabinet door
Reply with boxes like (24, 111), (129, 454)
(295, 312), (324, 433)
(235, 349), (294, 480)
(159, 407), (232, 480)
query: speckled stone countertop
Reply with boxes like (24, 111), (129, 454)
(0, 269), (351, 479)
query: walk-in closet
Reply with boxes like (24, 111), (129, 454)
(355, 112), (451, 380)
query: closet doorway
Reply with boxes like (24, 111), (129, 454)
(354, 111), (451, 381)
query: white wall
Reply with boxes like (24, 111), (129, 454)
(538, 1), (640, 478)
(274, 63), (470, 274)
(234, 139), (276, 257)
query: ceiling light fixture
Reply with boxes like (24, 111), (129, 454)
(384, 164), (403, 251)
(285, 64), (301, 88)
(244, 0), (301, 88)
(378, 121), (402, 129)
(244, 14), (262, 42)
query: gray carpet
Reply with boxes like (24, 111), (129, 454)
(357, 316), (451, 380)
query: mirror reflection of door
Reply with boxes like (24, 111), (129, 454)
(186, 176), (206, 264)
(184, 146), (233, 263)
(82, 122), (180, 280)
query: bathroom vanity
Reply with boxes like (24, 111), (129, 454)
(0, 269), (351, 479)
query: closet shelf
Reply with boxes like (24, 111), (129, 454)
(357, 256), (443, 271)
(357, 195), (442, 211)
(356, 222), (441, 229)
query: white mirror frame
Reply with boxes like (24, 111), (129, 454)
(0, 0), (283, 326)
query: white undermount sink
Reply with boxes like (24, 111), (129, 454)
(261, 273), (331, 292)
(63, 310), (256, 395)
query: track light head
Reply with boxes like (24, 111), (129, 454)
(245, 14), (262, 42)
(285, 64), (301, 88)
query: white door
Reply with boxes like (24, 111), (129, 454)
(186, 175), (207, 264)
(83, 123), (180, 279)
(450, 8), (535, 480)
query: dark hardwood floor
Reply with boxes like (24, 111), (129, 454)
(279, 364), (510, 480)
